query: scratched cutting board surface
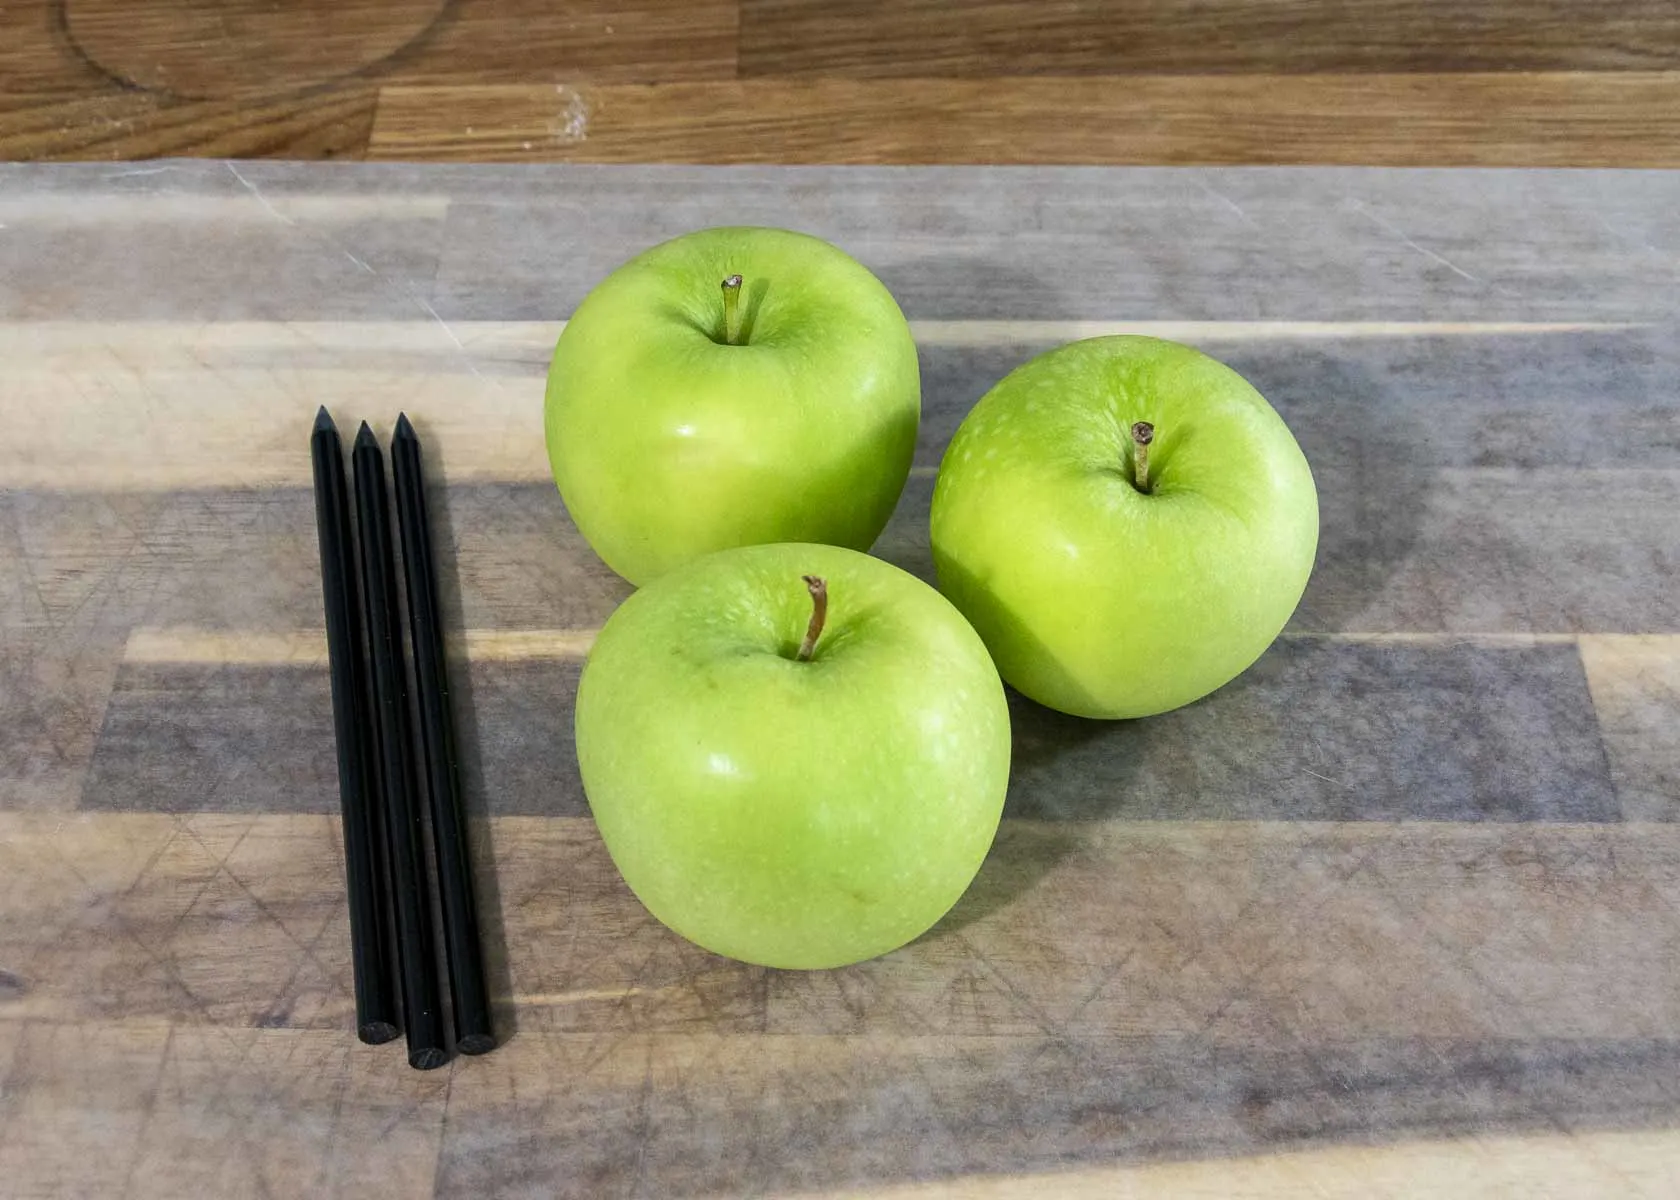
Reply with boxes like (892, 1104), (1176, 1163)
(3, 162), (1680, 1198)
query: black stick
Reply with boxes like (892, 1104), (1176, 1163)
(310, 409), (401, 1045)
(352, 423), (448, 1070)
(391, 414), (496, 1055)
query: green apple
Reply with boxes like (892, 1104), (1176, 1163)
(546, 227), (920, 585)
(931, 336), (1318, 719)
(574, 542), (1011, 969)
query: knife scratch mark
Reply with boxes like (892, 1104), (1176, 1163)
(225, 162), (294, 228)
(1350, 200), (1480, 283)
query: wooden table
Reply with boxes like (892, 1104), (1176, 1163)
(4, 0), (1680, 165)
(2, 161), (1679, 1197)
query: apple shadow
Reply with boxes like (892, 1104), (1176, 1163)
(865, 256), (1080, 936)
(406, 414), (521, 1045)
(920, 555), (1128, 936)
(927, 686), (1121, 938)
(1202, 345), (1436, 775)
(1230, 347), (1432, 635)
(927, 804), (1084, 935)
(871, 255), (1080, 585)
(924, 344), (1433, 934)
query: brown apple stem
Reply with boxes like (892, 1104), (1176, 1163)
(796, 575), (827, 662)
(721, 275), (744, 345)
(1131, 421), (1155, 493)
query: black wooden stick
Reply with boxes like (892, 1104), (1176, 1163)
(352, 423), (448, 1070)
(391, 414), (496, 1055)
(310, 408), (401, 1046)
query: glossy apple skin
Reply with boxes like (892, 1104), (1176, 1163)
(930, 336), (1318, 719)
(574, 543), (1011, 969)
(546, 227), (920, 586)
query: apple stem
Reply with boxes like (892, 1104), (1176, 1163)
(721, 275), (744, 345)
(796, 575), (828, 662)
(1131, 421), (1155, 493)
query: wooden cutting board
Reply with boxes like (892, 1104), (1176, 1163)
(3, 161), (1679, 1198)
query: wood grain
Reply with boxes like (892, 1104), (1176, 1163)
(797, 1133), (1680, 1198)
(5, 163), (1680, 1195)
(740, 0), (1680, 76)
(0, 87), (378, 161)
(7, 165), (1677, 326)
(62, 0), (447, 99)
(0, 1023), (451, 1198)
(4, 1019), (1678, 1198)
(8, 814), (1680, 1040)
(376, 0), (739, 85)
(1, 0), (736, 98)
(5, 0), (1680, 162)
(9, 319), (1660, 491)
(367, 73), (1680, 166)
(0, 1), (109, 92)
(428, 1032), (1680, 1195)
(16, 803), (1680, 1189)
(83, 637), (1624, 821)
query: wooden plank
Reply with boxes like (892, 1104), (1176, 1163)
(0, 172), (452, 322)
(0, 814), (768, 1035)
(6, 0), (1680, 166)
(81, 636), (1619, 821)
(5, 165), (1677, 324)
(8, 815), (1680, 1043)
(379, 0), (738, 85)
(367, 74), (1680, 167)
(415, 169), (1680, 324)
(739, 0), (1680, 76)
(119, 627), (600, 666)
(431, 1032), (1680, 1196)
(792, 1132), (1680, 1198)
(998, 638), (1615, 821)
(9, 319), (1670, 491)
(7, 316), (1679, 491)
(0, 324), (545, 491)
(0, 87), (379, 162)
(770, 819), (1680, 1040)
(1, 1019), (1678, 1197)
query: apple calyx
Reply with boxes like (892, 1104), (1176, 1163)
(1130, 421), (1155, 493)
(796, 575), (828, 662)
(721, 275), (744, 345)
